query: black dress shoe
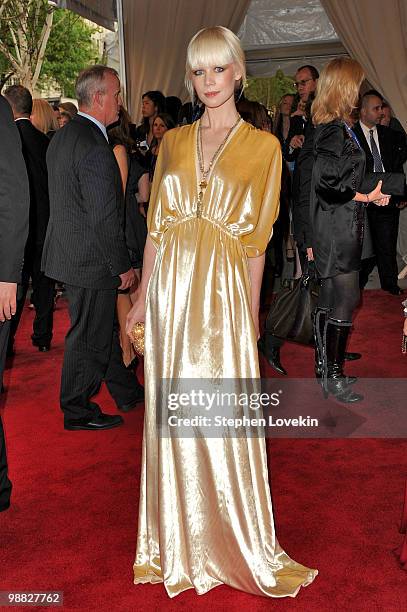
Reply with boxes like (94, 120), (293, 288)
(118, 389), (145, 412)
(64, 413), (124, 431)
(37, 345), (50, 352)
(344, 351), (361, 361)
(384, 286), (404, 295)
(32, 339), (51, 351)
(258, 338), (287, 376)
(0, 500), (11, 512)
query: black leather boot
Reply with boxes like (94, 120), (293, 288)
(323, 319), (363, 403)
(313, 308), (356, 384)
(258, 334), (287, 376)
(344, 351), (362, 361)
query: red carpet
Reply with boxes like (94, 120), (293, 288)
(0, 291), (406, 610)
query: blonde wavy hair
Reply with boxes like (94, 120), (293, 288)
(31, 98), (59, 134)
(312, 58), (364, 125)
(185, 26), (246, 101)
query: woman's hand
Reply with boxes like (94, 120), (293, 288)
(369, 180), (391, 206)
(126, 292), (146, 337)
(306, 247), (314, 261)
(289, 134), (305, 149)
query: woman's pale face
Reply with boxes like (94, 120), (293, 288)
(191, 62), (241, 108)
(152, 117), (168, 141)
(280, 95), (294, 115)
(58, 112), (70, 128)
(142, 96), (157, 118)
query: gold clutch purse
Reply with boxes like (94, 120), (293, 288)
(130, 322), (145, 356)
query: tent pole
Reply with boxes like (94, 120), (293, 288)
(116, 0), (127, 108)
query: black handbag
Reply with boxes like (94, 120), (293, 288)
(265, 263), (320, 345)
(360, 172), (406, 196)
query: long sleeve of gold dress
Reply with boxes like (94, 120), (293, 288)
(133, 120), (318, 598)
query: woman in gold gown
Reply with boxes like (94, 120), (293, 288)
(127, 26), (317, 598)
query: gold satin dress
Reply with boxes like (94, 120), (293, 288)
(134, 120), (318, 597)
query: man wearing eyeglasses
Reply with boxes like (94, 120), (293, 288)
(285, 65), (319, 156)
(294, 66), (319, 103)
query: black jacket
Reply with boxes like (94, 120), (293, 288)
(15, 118), (50, 246)
(353, 122), (406, 171)
(0, 97), (29, 283)
(291, 121), (315, 247)
(353, 122), (407, 203)
(310, 120), (366, 278)
(42, 114), (131, 289)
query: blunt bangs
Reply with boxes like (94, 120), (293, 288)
(185, 26), (246, 101)
(187, 33), (234, 73)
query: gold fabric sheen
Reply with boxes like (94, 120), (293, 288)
(134, 121), (318, 597)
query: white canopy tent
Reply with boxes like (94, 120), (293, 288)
(239, 0), (347, 78)
(61, 0), (407, 128)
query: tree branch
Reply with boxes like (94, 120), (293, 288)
(32, 7), (53, 89)
(0, 39), (21, 72)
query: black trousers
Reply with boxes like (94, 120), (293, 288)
(9, 246), (55, 347)
(360, 206), (400, 290)
(61, 285), (142, 424)
(0, 320), (12, 510)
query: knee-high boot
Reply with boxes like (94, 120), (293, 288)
(323, 318), (362, 403)
(313, 308), (356, 384)
(312, 307), (330, 379)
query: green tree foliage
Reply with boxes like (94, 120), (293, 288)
(39, 9), (102, 97)
(0, 0), (54, 90)
(246, 70), (296, 110)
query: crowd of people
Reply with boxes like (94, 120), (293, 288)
(0, 23), (406, 598)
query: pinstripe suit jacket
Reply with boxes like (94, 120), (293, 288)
(42, 114), (130, 289)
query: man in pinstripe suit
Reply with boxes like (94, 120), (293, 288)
(42, 66), (144, 431)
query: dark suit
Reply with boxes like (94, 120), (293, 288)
(8, 119), (55, 350)
(292, 120), (315, 250)
(42, 114), (141, 424)
(353, 122), (407, 289)
(0, 96), (30, 510)
(282, 114), (307, 162)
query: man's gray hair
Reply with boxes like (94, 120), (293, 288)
(75, 65), (119, 107)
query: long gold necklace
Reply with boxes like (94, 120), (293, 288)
(196, 116), (241, 217)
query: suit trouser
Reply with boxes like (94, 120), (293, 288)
(363, 205), (400, 289)
(9, 246), (55, 348)
(61, 285), (142, 424)
(0, 320), (12, 509)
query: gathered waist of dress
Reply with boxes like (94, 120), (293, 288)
(166, 214), (240, 239)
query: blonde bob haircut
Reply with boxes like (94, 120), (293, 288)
(312, 58), (364, 125)
(185, 26), (246, 101)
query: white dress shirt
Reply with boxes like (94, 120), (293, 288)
(360, 121), (382, 158)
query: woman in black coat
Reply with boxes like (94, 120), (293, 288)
(310, 58), (390, 402)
